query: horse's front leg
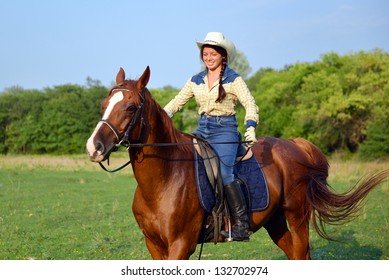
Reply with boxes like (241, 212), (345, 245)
(165, 207), (204, 260)
(145, 237), (168, 260)
(145, 234), (198, 260)
(166, 237), (198, 260)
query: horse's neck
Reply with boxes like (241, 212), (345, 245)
(146, 103), (183, 144)
(131, 107), (193, 184)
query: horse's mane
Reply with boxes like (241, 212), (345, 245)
(149, 91), (184, 140)
(148, 90), (194, 153)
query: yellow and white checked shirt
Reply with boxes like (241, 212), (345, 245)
(164, 67), (259, 127)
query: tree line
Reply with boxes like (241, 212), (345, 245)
(0, 49), (388, 160)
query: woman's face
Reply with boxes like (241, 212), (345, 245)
(202, 46), (223, 71)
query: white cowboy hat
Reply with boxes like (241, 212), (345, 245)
(196, 32), (236, 64)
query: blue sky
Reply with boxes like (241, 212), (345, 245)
(0, 0), (388, 91)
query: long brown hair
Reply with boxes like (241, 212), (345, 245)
(201, 45), (228, 103)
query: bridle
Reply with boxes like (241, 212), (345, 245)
(99, 87), (146, 149)
(97, 86), (146, 172)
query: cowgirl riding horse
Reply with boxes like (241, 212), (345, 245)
(164, 32), (258, 241)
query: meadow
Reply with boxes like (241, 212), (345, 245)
(0, 154), (388, 260)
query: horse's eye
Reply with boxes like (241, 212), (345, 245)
(127, 105), (137, 112)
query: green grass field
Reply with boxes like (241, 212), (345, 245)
(0, 155), (388, 260)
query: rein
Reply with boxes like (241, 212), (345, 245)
(97, 86), (252, 173)
(99, 140), (252, 173)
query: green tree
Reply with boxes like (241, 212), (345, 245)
(2, 88), (47, 153)
(230, 49), (252, 79)
(39, 84), (107, 154)
(1, 50), (387, 159)
(246, 49), (388, 157)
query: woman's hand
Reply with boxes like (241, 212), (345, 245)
(244, 126), (257, 147)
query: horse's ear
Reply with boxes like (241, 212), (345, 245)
(137, 66), (150, 90)
(116, 67), (125, 86)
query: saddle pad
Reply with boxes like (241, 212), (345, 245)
(194, 152), (269, 213)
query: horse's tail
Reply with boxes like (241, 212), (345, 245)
(292, 138), (389, 240)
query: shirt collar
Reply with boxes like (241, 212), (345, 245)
(200, 66), (236, 81)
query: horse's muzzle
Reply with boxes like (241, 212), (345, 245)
(86, 137), (106, 162)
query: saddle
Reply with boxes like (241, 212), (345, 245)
(192, 136), (269, 244)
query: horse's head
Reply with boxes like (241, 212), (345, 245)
(86, 66), (150, 162)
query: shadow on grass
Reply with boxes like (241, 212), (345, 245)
(310, 230), (383, 260)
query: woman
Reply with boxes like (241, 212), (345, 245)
(164, 32), (259, 241)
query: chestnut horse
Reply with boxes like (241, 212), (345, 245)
(86, 66), (388, 260)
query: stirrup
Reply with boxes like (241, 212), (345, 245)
(220, 228), (252, 242)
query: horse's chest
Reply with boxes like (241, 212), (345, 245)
(132, 189), (163, 231)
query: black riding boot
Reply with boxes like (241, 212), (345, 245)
(221, 180), (252, 241)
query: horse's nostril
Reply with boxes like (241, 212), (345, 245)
(95, 141), (105, 153)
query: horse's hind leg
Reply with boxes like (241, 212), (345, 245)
(284, 208), (311, 260)
(264, 208), (296, 259)
(264, 208), (311, 259)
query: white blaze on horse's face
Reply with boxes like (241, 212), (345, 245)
(86, 91), (124, 161)
(101, 91), (124, 120)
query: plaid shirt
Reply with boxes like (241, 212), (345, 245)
(164, 67), (259, 127)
